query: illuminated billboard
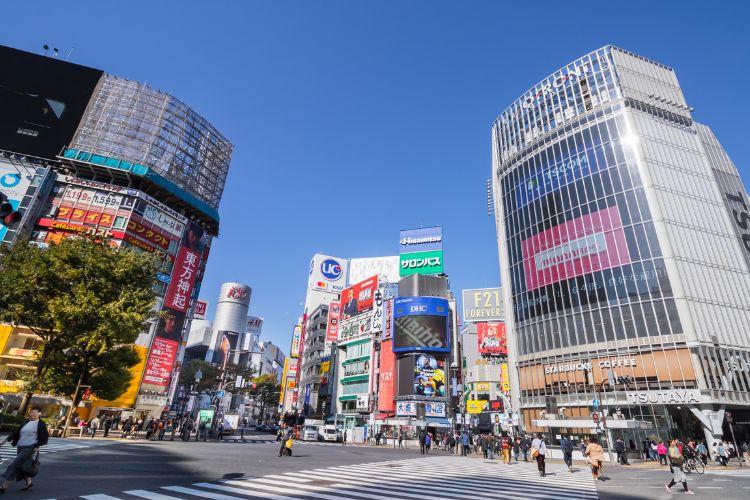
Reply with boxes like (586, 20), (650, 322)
(340, 275), (379, 321)
(413, 354), (446, 398)
(392, 296), (450, 353)
(477, 322), (507, 355)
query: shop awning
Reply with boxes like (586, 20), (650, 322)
(426, 417), (453, 428)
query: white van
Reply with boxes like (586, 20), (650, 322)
(320, 425), (340, 442)
(302, 425), (320, 441)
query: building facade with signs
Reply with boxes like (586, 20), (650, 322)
(0, 45), (233, 419)
(492, 45), (750, 446)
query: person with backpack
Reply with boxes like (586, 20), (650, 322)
(666, 439), (694, 495)
(531, 434), (547, 477)
(560, 435), (574, 472)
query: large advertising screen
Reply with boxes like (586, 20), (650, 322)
(0, 46), (103, 158)
(289, 325), (302, 358)
(340, 275), (379, 321)
(477, 322), (507, 355)
(0, 161), (36, 241)
(521, 205), (630, 290)
(393, 296), (450, 353)
(348, 256), (400, 285)
(413, 354), (446, 397)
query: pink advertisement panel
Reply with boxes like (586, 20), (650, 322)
(521, 205), (630, 290)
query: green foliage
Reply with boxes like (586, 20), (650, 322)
(246, 373), (281, 408)
(179, 359), (221, 393)
(0, 235), (158, 406)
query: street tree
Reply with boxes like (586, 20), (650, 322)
(245, 373), (281, 424)
(0, 235), (158, 415)
(178, 359), (221, 393)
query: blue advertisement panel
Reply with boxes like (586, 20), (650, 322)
(393, 296), (450, 353)
(399, 226), (443, 254)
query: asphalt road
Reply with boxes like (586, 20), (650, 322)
(3, 433), (749, 499)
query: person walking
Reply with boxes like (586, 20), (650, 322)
(122, 417), (132, 439)
(0, 407), (48, 493)
(531, 434), (547, 477)
(585, 436), (605, 481)
(158, 420), (166, 441)
(512, 437), (521, 462)
(521, 435), (530, 461)
(103, 416), (112, 438)
(447, 432), (455, 456)
(342, 429), (347, 446)
(424, 432), (431, 454)
(461, 430), (470, 456)
(398, 429), (404, 449)
(89, 415), (101, 438)
(561, 435), (574, 472)
(657, 441), (668, 465)
(741, 441), (749, 466)
(501, 434), (511, 464)
(716, 441), (728, 466)
(419, 430), (427, 455)
(666, 438), (694, 494)
(615, 437), (629, 465)
(696, 440), (708, 465)
(278, 424), (293, 457)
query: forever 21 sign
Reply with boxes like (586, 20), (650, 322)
(726, 190), (750, 256)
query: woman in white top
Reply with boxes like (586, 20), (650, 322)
(0, 406), (49, 493)
(531, 433), (548, 477)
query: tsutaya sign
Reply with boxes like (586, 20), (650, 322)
(544, 357), (637, 375)
(626, 390), (708, 405)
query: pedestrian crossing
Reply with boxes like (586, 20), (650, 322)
(0, 437), (113, 461)
(77, 455), (598, 499)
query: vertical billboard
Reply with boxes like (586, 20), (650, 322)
(413, 354), (446, 397)
(399, 226), (444, 277)
(377, 339), (396, 414)
(500, 362), (511, 395)
(142, 222), (206, 392)
(462, 288), (504, 323)
(289, 325), (303, 358)
(477, 322), (508, 355)
(326, 301), (341, 342)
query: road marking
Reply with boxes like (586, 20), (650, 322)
(124, 491), (184, 499)
(81, 496), (123, 500)
(197, 482), (298, 499)
(162, 486), (244, 499)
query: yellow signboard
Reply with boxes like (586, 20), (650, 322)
(466, 399), (487, 414)
(475, 382), (490, 391)
(501, 362), (510, 394)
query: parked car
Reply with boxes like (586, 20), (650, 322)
(255, 424), (271, 432)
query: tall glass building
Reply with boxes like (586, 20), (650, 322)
(492, 46), (750, 447)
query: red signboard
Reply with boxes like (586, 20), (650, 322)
(378, 339), (396, 414)
(477, 322), (508, 355)
(194, 300), (208, 319)
(142, 337), (179, 387)
(127, 216), (171, 250)
(340, 275), (379, 321)
(521, 205), (630, 290)
(163, 246), (200, 313)
(326, 301), (341, 342)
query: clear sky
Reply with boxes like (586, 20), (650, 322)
(4, 1), (749, 352)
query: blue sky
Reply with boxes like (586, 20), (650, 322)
(4, 1), (749, 352)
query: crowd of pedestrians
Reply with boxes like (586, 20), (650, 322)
(71, 414), (225, 441)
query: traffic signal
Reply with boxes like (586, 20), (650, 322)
(0, 193), (21, 227)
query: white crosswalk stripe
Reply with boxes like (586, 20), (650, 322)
(77, 456), (598, 499)
(0, 437), (113, 461)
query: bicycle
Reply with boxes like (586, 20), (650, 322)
(684, 456), (704, 474)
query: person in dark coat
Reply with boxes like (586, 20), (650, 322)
(0, 407), (48, 493)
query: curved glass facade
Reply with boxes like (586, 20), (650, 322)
(500, 106), (681, 356)
(493, 46), (750, 444)
(70, 75), (232, 211)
